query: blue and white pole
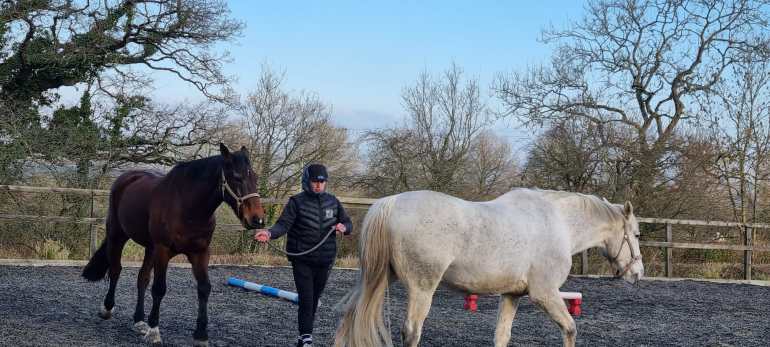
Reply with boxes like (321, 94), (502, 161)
(227, 277), (300, 304)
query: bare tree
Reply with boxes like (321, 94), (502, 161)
(359, 64), (491, 197)
(707, 52), (770, 225)
(402, 63), (490, 193)
(522, 117), (725, 218)
(358, 128), (422, 197)
(524, 120), (608, 194)
(34, 94), (223, 187)
(495, 0), (770, 213)
(670, 132), (726, 218)
(233, 66), (352, 200)
(462, 131), (518, 200)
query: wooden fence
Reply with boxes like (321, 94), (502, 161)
(1, 185), (769, 280)
(634, 218), (770, 280)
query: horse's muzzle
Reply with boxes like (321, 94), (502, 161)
(247, 217), (265, 230)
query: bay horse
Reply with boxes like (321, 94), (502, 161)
(334, 189), (644, 347)
(82, 143), (265, 346)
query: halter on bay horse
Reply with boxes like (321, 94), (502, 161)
(334, 188), (644, 347)
(82, 144), (265, 346)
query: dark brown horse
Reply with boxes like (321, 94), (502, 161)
(82, 143), (265, 346)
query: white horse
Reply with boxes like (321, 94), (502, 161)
(334, 189), (644, 347)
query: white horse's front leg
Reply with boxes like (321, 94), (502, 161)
(494, 294), (522, 347)
(531, 290), (576, 347)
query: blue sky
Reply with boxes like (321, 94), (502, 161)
(146, 1), (585, 147)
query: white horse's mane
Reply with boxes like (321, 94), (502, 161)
(512, 188), (626, 224)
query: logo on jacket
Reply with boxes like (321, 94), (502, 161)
(325, 208), (334, 219)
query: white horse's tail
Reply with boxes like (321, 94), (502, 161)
(334, 195), (397, 347)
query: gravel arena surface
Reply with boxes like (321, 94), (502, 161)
(1, 265), (769, 346)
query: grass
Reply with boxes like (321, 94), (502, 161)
(34, 239), (71, 260)
(0, 246), (28, 259)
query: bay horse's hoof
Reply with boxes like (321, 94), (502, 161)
(98, 307), (113, 320)
(193, 338), (209, 347)
(133, 321), (150, 335)
(144, 327), (162, 345)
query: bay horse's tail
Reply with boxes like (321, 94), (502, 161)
(82, 241), (109, 281)
(82, 172), (137, 282)
(334, 195), (398, 347)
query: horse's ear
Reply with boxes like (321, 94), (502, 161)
(240, 145), (249, 157)
(219, 143), (231, 159)
(624, 201), (634, 217)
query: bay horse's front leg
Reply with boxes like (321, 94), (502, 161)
(187, 250), (212, 347)
(530, 289), (576, 347)
(146, 245), (171, 346)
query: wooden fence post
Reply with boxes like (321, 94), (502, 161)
(744, 226), (752, 281)
(581, 250), (588, 275)
(89, 191), (97, 258)
(666, 223), (673, 277)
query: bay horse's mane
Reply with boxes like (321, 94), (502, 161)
(161, 155), (225, 187)
(160, 151), (251, 188)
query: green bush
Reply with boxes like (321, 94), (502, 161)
(121, 240), (145, 260)
(34, 239), (70, 260)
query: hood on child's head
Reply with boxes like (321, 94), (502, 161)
(301, 164), (328, 195)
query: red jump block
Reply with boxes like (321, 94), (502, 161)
(463, 294), (478, 311)
(560, 292), (583, 317)
(463, 292), (583, 317)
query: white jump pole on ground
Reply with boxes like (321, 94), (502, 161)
(227, 277), (299, 304)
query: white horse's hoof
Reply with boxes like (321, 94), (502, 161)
(193, 338), (209, 347)
(98, 307), (113, 320)
(133, 321), (150, 335)
(144, 327), (162, 345)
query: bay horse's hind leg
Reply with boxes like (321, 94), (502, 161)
(145, 245), (172, 346)
(187, 250), (212, 347)
(530, 288), (576, 347)
(99, 233), (129, 319)
(132, 247), (153, 335)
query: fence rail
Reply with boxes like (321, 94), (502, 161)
(0, 185), (378, 207)
(1, 185), (768, 280)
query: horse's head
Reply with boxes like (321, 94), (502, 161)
(220, 143), (266, 229)
(602, 201), (644, 284)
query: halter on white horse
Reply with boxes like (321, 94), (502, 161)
(607, 222), (643, 279)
